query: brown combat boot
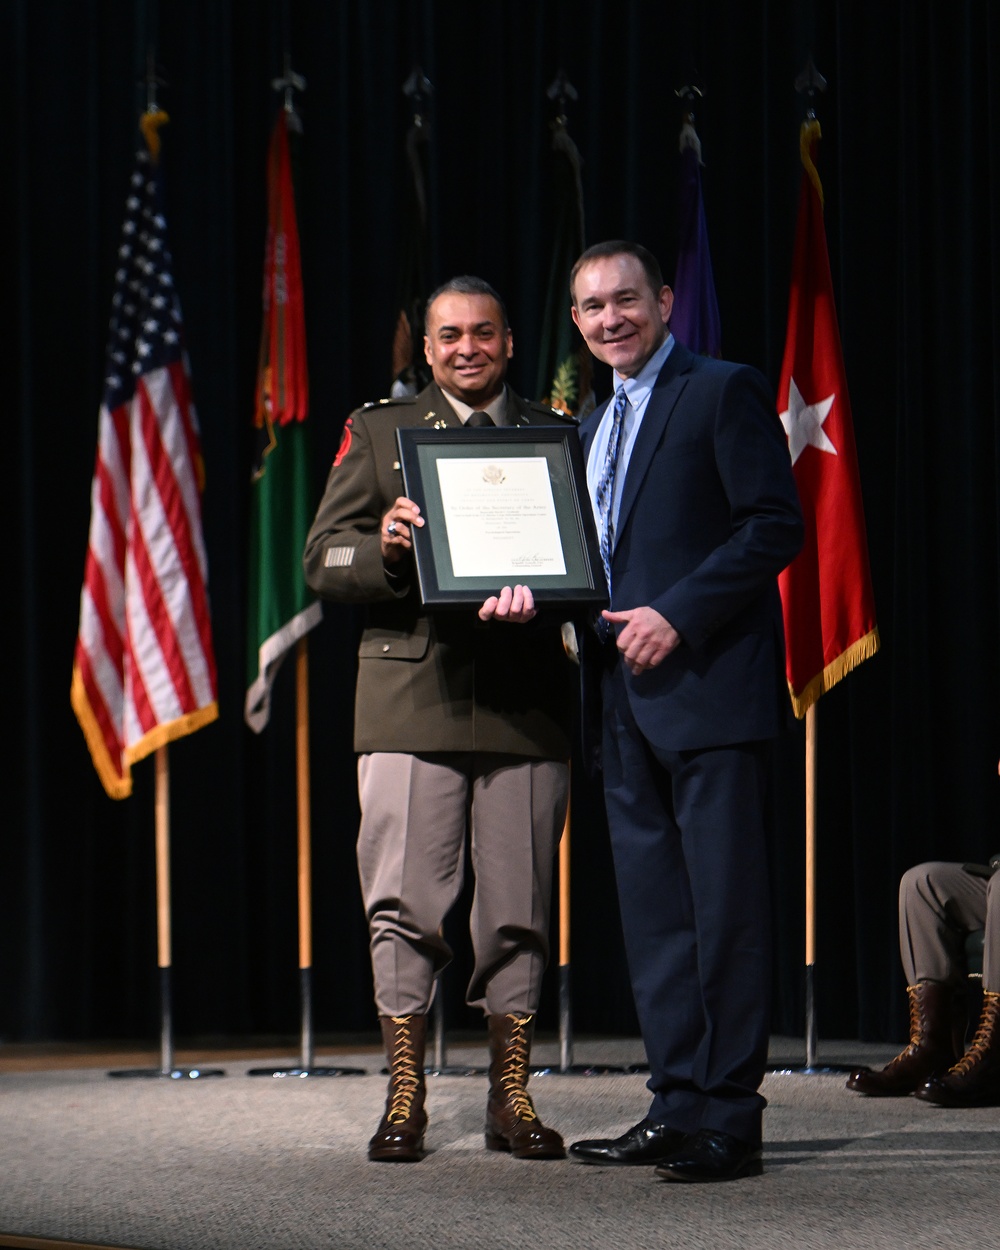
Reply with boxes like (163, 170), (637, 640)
(485, 1013), (565, 1159)
(368, 1014), (428, 1161)
(846, 981), (961, 1096)
(915, 991), (1000, 1107)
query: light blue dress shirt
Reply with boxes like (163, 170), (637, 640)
(586, 333), (675, 542)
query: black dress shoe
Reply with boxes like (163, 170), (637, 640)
(569, 1118), (687, 1165)
(654, 1130), (763, 1182)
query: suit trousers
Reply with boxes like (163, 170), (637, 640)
(899, 861), (997, 992)
(356, 751), (568, 1018)
(601, 661), (772, 1145)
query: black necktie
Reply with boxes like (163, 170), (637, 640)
(466, 410), (495, 427)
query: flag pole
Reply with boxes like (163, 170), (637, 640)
(778, 702), (852, 1074)
(804, 703), (818, 1068)
(430, 980), (447, 1071)
(110, 748), (224, 1079)
(73, 95), (223, 1078)
(242, 60), (362, 1080)
(771, 61), (879, 1076)
(295, 637), (314, 1069)
(249, 639), (364, 1077)
(424, 940), (482, 1076)
(557, 792), (573, 1071)
(541, 772), (638, 1077)
(155, 745), (174, 1075)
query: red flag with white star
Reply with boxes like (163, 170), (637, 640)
(777, 119), (879, 717)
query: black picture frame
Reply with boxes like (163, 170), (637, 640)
(395, 426), (608, 608)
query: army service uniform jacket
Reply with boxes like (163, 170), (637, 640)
(303, 382), (577, 760)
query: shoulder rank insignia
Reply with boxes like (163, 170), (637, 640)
(362, 396), (406, 410)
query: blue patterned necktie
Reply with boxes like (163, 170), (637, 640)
(594, 387), (628, 638)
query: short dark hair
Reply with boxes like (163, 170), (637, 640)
(569, 241), (665, 304)
(425, 275), (509, 331)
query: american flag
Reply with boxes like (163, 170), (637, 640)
(72, 126), (218, 799)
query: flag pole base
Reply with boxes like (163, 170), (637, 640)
(530, 1062), (647, 1077)
(767, 1064), (857, 1075)
(422, 976), (486, 1073)
(108, 1066), (225, 1080)
(421, 1063), (488, 1077)
(558, 963), (573, 1071)
(407, 1062), (644, 1077)
(246, 970), (367, 1075)
(109, 969), (225, 1077)
(247, 1065), (367, 1078)
(549, 962), (639, 1073)
(420, 971), (643, 1073)
(766, 962), (855, 1073)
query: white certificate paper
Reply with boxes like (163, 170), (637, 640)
(436, 456), (567, 578)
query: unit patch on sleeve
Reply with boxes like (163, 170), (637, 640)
(333, 418), (353, 467)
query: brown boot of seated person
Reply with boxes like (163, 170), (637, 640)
(846, 981), (961, 1096)
(485, 1013), (565, 1159)
(368, 1014), (428, 1161)
(915, 991), (1000, 1107)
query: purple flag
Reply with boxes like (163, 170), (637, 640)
(671, 124), (721, 357)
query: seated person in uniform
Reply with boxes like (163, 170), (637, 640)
(847, 851), (999, 1106)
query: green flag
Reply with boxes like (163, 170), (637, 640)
(245, 111), (321, 733)
(535, 115), (593, 416)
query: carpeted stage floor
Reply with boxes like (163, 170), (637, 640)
(1, 1034), (997, 1250)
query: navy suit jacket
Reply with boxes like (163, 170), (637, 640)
(579, 341), (804, 753)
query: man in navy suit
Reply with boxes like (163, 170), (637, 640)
(567, 241), (803, 1182)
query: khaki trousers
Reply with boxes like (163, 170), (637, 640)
(357, 752), (568, 1017)
(899, 861), (998, 992)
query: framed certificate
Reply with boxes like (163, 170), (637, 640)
(395, 426), (608, 608)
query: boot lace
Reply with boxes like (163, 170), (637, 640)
(386, 1015), (422, 1123)
(904, 984), (923, 1053)
(884, 985), (925, 1065)
(949, 992), (1000, 1079)
(499, 1014), (538, 1121)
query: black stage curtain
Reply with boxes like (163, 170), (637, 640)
(7, 0), (1000, 1046)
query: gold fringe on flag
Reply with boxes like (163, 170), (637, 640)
(788, 626), (880, 720)
(71, 667), (219, 800)
(799, 117), (823, 208)
(140, 109), (170, 163)
(124, 703), (220, 770)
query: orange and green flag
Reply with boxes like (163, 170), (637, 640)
(245, 109), (321, 732)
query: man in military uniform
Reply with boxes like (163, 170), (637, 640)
(303, 275), (575, 1162)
